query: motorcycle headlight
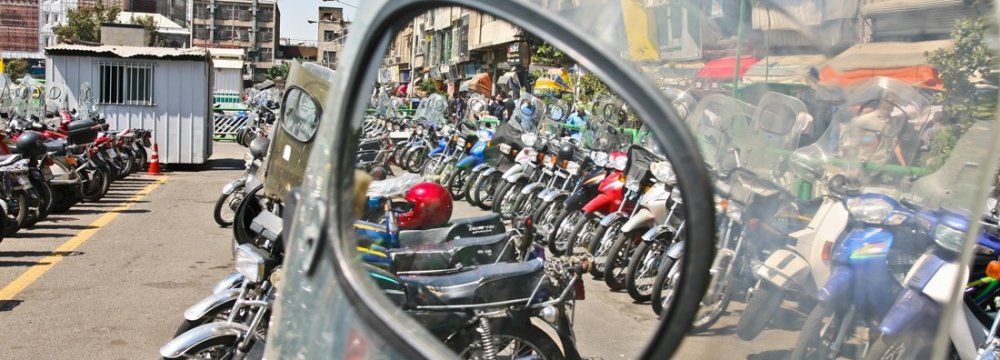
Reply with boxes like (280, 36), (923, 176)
(625, 178), (641, 192)
(670, 187), (683, 204)
(846, 197), (904, 225)
(651, 161), (676, 185)
(456, 138), (466, 148)
(499, 143), (512, 154)
(566, 161), (580, 174)
(521, 133), (538, 147)
(592, 151), (609, 167)
(934, 224), (965, 253)
(235, 244), (265, 283)
(726, 202), (743, 221)
(612, 156), (627, 171)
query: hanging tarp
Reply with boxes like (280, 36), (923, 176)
(742, 55), (827, 86)
(818, 40), (952, 89)
(532, 78), (567, 96)
(695, 56), (761, 79)
(460, 73), (492, 95)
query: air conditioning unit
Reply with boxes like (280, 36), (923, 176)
(393, 56), (402, 64)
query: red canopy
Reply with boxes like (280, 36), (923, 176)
(695, 56), (760, 79)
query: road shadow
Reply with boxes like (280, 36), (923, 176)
(205, 158), (246, 171)
(0, 260), (52, 267)
(116, 178), (158, 183)
(0, 300), (23, 312)
(64, 208), (150, 215)
(747, 349), (792, 360)
(42, 216), (80, 222)
(10, 232), (73, 239)
(687, 324), (736, 337)
(20, 224), (97, 230)
(0, 250), (82, 257)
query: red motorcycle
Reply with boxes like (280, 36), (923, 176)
(563, 151), (628, 257)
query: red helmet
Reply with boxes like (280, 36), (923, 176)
(396, 182), (453, 230)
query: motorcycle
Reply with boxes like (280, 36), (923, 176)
(214, 137), (269, 227)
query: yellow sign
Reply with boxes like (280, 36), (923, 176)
(0, 58), (5, 74)
(621, 0), (660, 61)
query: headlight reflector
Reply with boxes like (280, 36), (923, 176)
(235, 244), (266, 283)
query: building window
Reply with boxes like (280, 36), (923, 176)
(259, 29), (273, 42)
(98, 62), (154, 106)
(258, 7), (274, 22)
(259, 48), (273, 62)
(323, 51), (337, 64)
(193, 25), (209, 40)
(324, 30), (340, 42)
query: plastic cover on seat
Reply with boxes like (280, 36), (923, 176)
(401, 259), (546, 305)
(366, 173), (422, 198)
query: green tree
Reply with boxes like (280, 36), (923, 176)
(923, 17), (998, 169)
(53, 1), (122, 43)
(416, 78), (442, 95)
(131, 15), (167, 47)
(531, 43), (566, 67)
(266, 63), (290, 80)
(577, 72), (612, 105)
(3, 59), (29, 80)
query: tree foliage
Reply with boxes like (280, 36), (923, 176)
(577, 72), (612, 105)
(923, 17), (998, 169)
(53, 1), (122, 44)
(3, 59), (29, 80)
(266, 62), (290, 80)
(531, 43), (566, 67)
(416, 78), (443, 95)
(131, 15), (167, 47)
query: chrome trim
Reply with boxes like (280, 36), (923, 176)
(211, 272), (245, 294)
(160, 322), (250, 358)
(222, 179), (245, 195)
(184, 288), (240, 321)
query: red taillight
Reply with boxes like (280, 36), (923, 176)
(988, 261), (1000, 280)
(821, 241), (833, 263)
(574, 278), (586, 300)
(43, 156), (54, 166)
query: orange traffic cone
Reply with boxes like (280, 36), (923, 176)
(147, 143), (162, 175)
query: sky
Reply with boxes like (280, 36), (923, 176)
(277, 0), (358, 43)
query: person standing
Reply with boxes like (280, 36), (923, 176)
(502, 93), (516, 121)
(490, 94), (505, 119)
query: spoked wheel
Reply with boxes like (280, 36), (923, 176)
(455, 323), (564, 360)
(604, 230), (643, 291)
(4, 191), (28, 237)
(162, 336), (239, 360)
(625, 241), (666, 301)
(689, 248), (736, 333)
(213, 186), (245, 227)
(587, 220), (622, 279)
(531, 199), (562, 248)
(493, 181), (524, 219)
(472, 171), (501, 210)
(446, 167), (471, 201)
(547, 209), (580, 256)
(406, 147), (429, 173)
(791, 306), (854, 360)
(651, 257), (682, 316)
(566, 214), (599, 257)
(421, 155), (444, 181)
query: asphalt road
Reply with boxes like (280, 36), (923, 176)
(0, 141), (803, 359)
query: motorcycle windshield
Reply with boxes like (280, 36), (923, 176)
(685, 94), (755, 175)
(739, 92), (810, 184)
(78, 82), (95, 121)
(18, 76), (45, 120)
(0, 74), (10, 115)
(510, 93), (545, 133)
(366, 173), (423, 198)
(417, 93), (447, 127)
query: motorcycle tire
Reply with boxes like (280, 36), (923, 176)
(735, 281), (785, 341)
(472, 171), (500, 210)
(81, 167), (111, 202)
(21, 185), (46, 228)
(510, 187), (539, 219)
(397, 147), (414, 171)
(4, 191), (28, 237)
(566, 214), (598, 257)
(453, 322), (564, 360)
(118, 149), (134, 177)
(530, 198), (561, 245)
(161, 334), (242, 360)
(863, 334), (930, 360)
(587, 221), (621, 279)
(651, 257), (681, 316)
(790, 306), (840, 360)
(460, 170), (481, 206)
(406, 147), (429, 173)
(446, 167), (471, 201)
(547, 209), (578, 256)
(689, 252), (736, 333)
(233, 185), (264, 252)
(32, 176), (53, 221)
(604, 230), (642, 291)
(492, 180), (521, 218)
(50, 186), (79, 214)
(213, 185), (245, 227)
(420, 155), (444, 181)
(135, 145), (149, 171)
(625, 241), (663, 302)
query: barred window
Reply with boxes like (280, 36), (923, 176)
(98, 62), (154, 106)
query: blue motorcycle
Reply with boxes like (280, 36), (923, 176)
(446, 124), (495, 201)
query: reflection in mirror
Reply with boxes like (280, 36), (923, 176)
(344, 7), (692, 360)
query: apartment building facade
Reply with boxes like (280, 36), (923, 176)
(191, 0), (279, 81)
(317, 6), (348, 69)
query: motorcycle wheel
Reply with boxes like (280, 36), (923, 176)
(736, 281), (786, 341)
(421, 155), (444, 181)
(161, 335), (241, 360)
(454, 322), (564, 360)
(531, 199), (561, 245)
(406, 147), (429, 173)
(446, 167), (471, 201)
(689, 250), (735, 333)
(472, 171), (500, 210)
(233, 185), (264, 251)
(651, 257), (682, 316)
(625, 241), (663, 302)
(50, 186), (79, 214)
(493, 180), (522, 219)
(863, 335), (929, 360)
(398, 147), (415, 171)
(604, 229), (643, 291)
(790, 306), (843, 360)
(213, 186), (245, 227)
(587, 220), (622, 279)
(460, 170), (481, 206)
(20, 186), (45, 228)
(31, 176), (53, 222)
(4, 191), (28, 237)
(133, 145), (148, 171)
(172, 301), (233, 337)
(510, 187), (539, 219)
(566, 214), (598, 257)
(118, 149), (134, 177)
(547, 209), (579, 256)
(81, 167), (111, 202)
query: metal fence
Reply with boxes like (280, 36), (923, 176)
(213, 111), (250, 140)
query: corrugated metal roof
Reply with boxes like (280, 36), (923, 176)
(213, 59), (244, 69)
(117, 11), (184, 29)
(206, 48), (245, 60)
(752, 0), (823, 30)
(823, 40), (952, 71)
(45, 45), (209, 60)
(862, 0), (966, 15)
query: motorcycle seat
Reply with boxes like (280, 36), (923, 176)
(390, 234), (511, 272)
(359, 139), (381, 152)
(401, 259), (545, 306)
(0, 154), (22, 167)
(396, 214), (506, 248)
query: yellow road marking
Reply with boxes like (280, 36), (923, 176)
(0, 176), (168, 300)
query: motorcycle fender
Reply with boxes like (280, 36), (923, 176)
(501, 164), (524, 182)
(520, 182), (545, 195)
(480, 167), (498, 177)
(666, 240), (685, 259)
(755, 249), (810, 291)
(640, 225), (665, 242)
(456, 156), (477, 169)
(245, 175), (262, 191)
(598, 212), (623, 227)
(540, 190), (568, 203)
(877, 288), (938, 337)
(905, 250), (965, 305)
(211, 272), (245, 294)
(221, 179), (245, 195)
(472, 163), (490, 173)
(620, 208), (654, 234)
(160, 322), (252, 359)
(183, 288), (240, 321)
(817, 267), (854, 306)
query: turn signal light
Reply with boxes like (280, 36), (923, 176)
(65, 156), (77, 167)
(821, 241), (833, 263)
(987, 261), (1000, 280)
